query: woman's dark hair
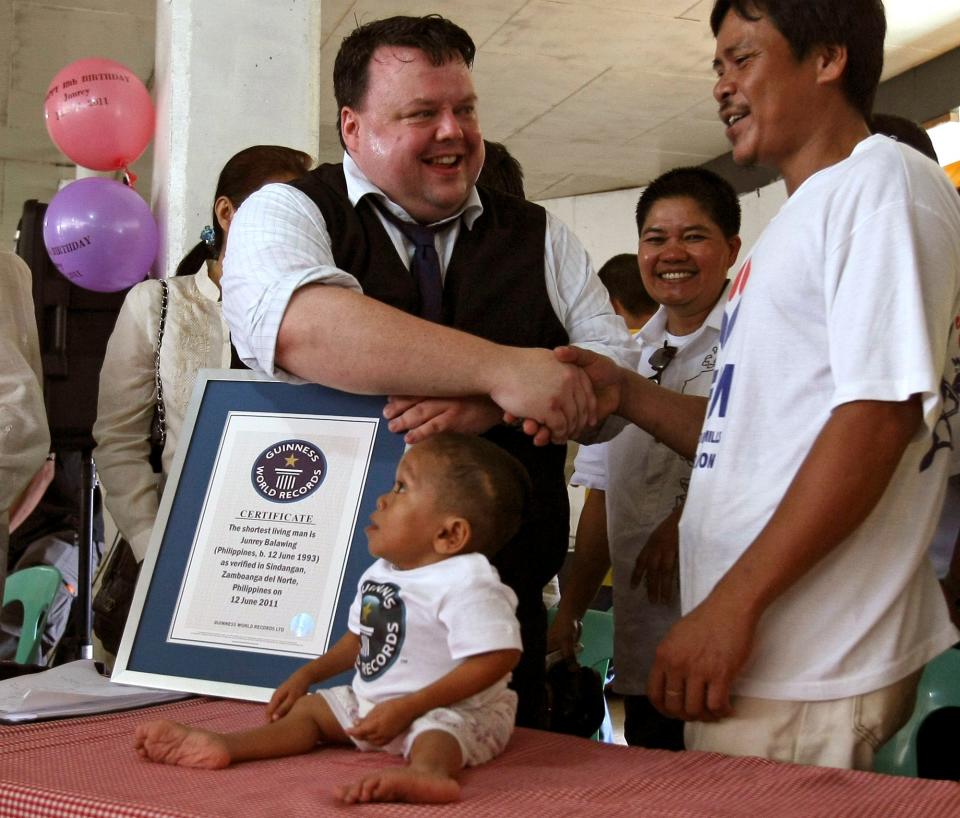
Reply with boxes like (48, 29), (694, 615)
(175, 145), (313, 276)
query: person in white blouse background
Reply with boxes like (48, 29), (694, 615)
(92, 146), (313, 621)
(0, 251), (49, 604)
(220, 15), (633, 726)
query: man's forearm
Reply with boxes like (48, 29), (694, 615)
(8, 459), (55, 533)
(618, 372), (707, 459)
(552, 346), (705, 454)
(276, 285), (597, 441)
(556, 489), (611, 622)
(277, 285), (499, 394)
(648, 397), (923, 719)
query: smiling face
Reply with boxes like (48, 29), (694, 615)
(712, 9), (825, 185)
(341, 46), (484, 224)
(365, 446), (452, 570)
(638, 196), (740, 335)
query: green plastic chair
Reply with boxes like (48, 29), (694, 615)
(2, 565), (63, 665)
(873, 646), (960, 777)
(578, 609), (614, 684)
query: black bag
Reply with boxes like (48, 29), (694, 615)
(91, 536), (140, 655)
(545, 661), (606, 738)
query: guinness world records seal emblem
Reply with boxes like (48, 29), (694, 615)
(251, 439), (326, 503)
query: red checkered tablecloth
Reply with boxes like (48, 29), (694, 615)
(2, 697), (959, 817)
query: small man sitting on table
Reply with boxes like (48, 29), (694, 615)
(135, 433), (529, 805)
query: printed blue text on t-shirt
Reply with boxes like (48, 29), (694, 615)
(696, 259), (751, 471)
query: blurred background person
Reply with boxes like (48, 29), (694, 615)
(596, 253), (658, 332)
(0, 251), (49, 607)
(477, 139), (525, 198)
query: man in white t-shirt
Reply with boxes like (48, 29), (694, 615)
(551, 0), (960, 769)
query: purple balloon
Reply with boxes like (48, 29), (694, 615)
(43, 177), (158, 293)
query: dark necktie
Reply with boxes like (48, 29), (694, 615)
(371, 199), (444, 322)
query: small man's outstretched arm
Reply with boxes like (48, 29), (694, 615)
(266, 632), (361, 721)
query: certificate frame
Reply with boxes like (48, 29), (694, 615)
(111, 370), (405, 702)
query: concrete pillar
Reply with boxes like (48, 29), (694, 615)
(151, 0), (321, 278)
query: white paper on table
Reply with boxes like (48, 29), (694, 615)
(0, 660), (189, 723)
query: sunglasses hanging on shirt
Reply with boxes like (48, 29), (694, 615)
(648, 341), (679, 385)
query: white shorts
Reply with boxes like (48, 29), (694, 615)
(317, 684), (517, 767)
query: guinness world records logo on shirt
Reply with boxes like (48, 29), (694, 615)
(251, 439), (326, 503)
(357, 581), (405, 681)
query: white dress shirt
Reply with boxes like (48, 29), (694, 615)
(571, 300), (724, 691)
(222, 153), (633, 379)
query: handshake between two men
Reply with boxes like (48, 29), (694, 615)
(384, 344), (706, 462)
(382, 346), (617, 447)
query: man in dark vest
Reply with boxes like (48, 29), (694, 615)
(222, 14), (632, 727)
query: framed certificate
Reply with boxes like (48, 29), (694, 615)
(111, 370), (405, 702)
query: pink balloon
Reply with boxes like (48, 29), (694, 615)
(43, 178), (158, 293)
(44, 57), (154, 171)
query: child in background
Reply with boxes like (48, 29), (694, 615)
(135, 433), (530, 805)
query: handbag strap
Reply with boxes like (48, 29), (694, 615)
(153, 279), (169, 446)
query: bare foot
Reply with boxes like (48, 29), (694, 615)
(334, 766), (460, 804)
(134, 719), (232, 769)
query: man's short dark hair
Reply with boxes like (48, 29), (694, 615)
(417, 433), (531, 559)
(635, 166), (741, 239)
(597, 254), (657, 317)
(710, 0), (886, 119)
(333, 15), (476, 147)
(478, 140), (526, 198)
(870, 113), (938, 163)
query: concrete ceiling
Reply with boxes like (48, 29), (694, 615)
(3, 0), (960, 214)
(316, 0), (960, 199)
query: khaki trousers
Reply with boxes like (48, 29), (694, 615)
(685, 671), (921, 770)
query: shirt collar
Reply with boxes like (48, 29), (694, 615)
(342, 152), (483, 230)
(637, 307), (669, 345)
(637, 280), (729, 345)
